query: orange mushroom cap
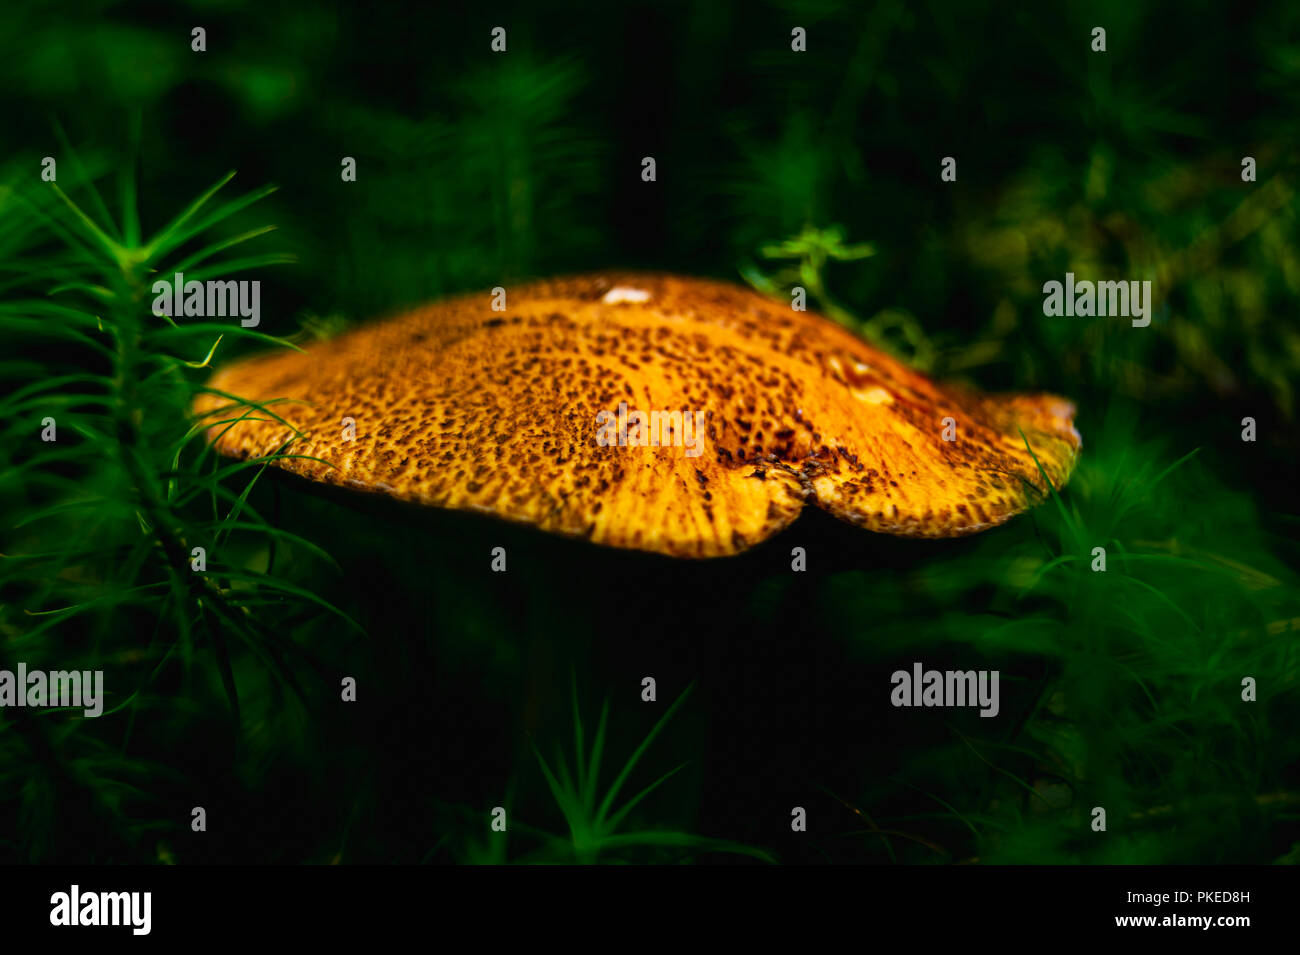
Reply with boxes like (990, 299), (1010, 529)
(193, 272), (1081, 558)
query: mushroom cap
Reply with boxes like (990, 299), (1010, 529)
(193, 272), (1081, 558)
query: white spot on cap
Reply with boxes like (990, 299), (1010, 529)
(855, 386), (894, 405)
(602, 286), (651, 304)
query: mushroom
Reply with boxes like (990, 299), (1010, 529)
(194, 272), (1081, 558)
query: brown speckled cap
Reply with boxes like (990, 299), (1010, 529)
(193, 272), (1081, 558)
